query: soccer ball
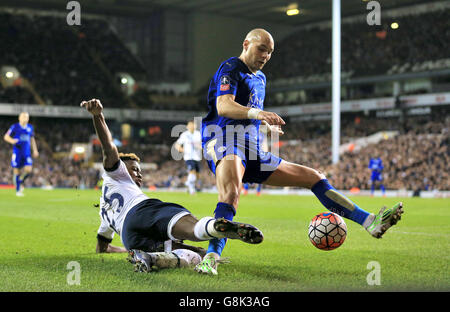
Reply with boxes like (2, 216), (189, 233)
(308, 212), (347, 250)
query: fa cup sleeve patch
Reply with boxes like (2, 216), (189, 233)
(220, 75), (231, 91)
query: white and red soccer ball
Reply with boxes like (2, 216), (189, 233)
(308, 212), (347, 250)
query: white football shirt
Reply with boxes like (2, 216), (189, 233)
(176, 130), (202, 161)
(97, 160), (148, 241)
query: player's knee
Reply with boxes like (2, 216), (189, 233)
(305, 169), (326, 188)
(171, 214), (199, 241)
(315, 170), (326, 180)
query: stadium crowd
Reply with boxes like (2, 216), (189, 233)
(277, 110), (449, 191)
(0, 84), (35, 104)
(1, 109), (448, 192)
(265, 9), (450, 80)
(0, 11), (204, 110)
(0, 8), (448, 193)
(1, 9), (449, 111)
(0, 12), (141, 108)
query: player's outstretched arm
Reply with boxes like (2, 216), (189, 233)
(31, 137), (39, 158)
(96, 238), (127, 253)
(216, 94), (285, 126)
(80, 99), (119, 169)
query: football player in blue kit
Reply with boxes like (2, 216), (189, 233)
(3, 112), (39, 196)
(196, 28), (404, 275)
(369, 157), (386, 196)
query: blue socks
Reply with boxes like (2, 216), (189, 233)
(311, 179), (370, 226)
(15, 174), (21, 192)
(371, 183), (386, 195)
(207, 202), (236, 256)
(256, 184), (262, 193)
(14, 173), (30, 192)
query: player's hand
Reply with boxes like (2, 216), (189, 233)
(32, 150), (39, 158)
(257, 111), (285, 126)
(174, 143), (184, 153)
(106, 245), (128, 253)
(80, 99), (103, 116)
(260, 120), (284, 136)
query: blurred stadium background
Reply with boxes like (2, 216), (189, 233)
(0, 0), (449, 197)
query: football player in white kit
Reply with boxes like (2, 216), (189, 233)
(174, 120), (202, 194)
(81, 99), (263, 273)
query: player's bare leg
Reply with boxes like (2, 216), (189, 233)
(264, 160), (404, 238)
(216, 156), (245, 207)
(264, 160), (325, 188)
(171, 214), (201, 241)
(196, 155), (246, 275)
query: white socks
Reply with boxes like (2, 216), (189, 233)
(172, 249), (202, 267)
(187, 173), (196, 194)
(193, 217), (225, 240)
(362, 213), (376, 229)
(147, 250), (202, 268)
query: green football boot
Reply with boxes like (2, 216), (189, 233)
(194, 253), (230, 275)
(366, 202), (404, 238)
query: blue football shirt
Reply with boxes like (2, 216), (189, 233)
(6, 123), (34, 156)
(202, 57), (267, 148)
(369, 158), (384, 173)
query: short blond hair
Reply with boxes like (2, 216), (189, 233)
(118, 152), (140, 162)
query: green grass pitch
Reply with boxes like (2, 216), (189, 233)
(0, 188), (449, 292)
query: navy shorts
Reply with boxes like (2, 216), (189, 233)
(186, 160), (201, 172)
(204, 138), (282, 184)
(121, 199), (190, 252)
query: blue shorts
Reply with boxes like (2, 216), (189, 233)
(121, 199), (190, 252)
(11, 152), (33, 169)
(371, 172), (383, 182)
(203, 138), (282, 184)
(186, 160), (201, 172)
